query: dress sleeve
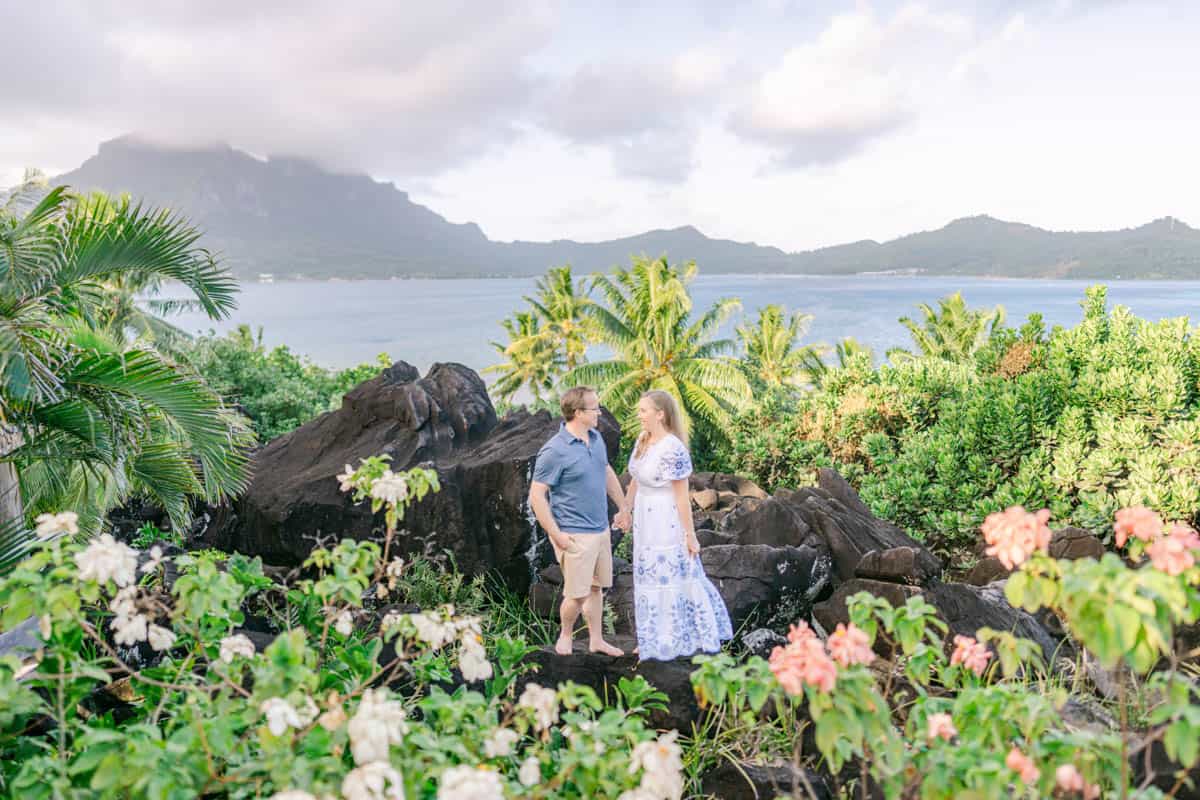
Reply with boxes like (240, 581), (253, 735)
(661, 437), (693, 481)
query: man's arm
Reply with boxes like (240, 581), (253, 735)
(606, 465), (631, 531)
(529, 481), (571, 551)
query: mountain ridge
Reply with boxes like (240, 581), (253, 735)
(45, 135), (1200, 280)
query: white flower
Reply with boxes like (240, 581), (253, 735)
(337, 464), (357, 493)
(518, 757), (541, 787)
(342, 761), (404, 800)
(617, 790), (658, 800)
(35, 511), (79, 539)
(260, 697), (304, 737)
(518, 683), (559, 731)
(147, 624), (176, 651)
(408, 612), (456, 650)
(437, 765), (503, 800)
(268, 792), (318, 800)
(459, 635), (493, 683)
(109, 586), (138, 617)
(333, 610), (354, 637)
(385, 557), (405, 578)
(297, 696), (320, 726)
(75, 534), (138, 587)
(369, 471), (408, 505)
(112, 613), (149, 646)
(140, 546), (164, 574)
(628, 731), (684, 800)
(348, 689), (409, 765)
(617, 791), (658, 800)
(483, 727), (519, 758)
(219, 633), (256, 663)
(380, 612), (404, 635)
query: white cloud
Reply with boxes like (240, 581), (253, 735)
(730, 4), (976, 167)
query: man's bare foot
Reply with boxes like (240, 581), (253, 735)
(554, 635), (574, 656)
(588, 640), (624, 656)
(633, 646), (639, 655)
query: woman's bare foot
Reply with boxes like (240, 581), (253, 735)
(555, 634), (574, 656)
(588, 640), (624, 656)
(633, 646), (639, 655)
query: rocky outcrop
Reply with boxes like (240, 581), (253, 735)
(701, 761), (834, 800)
(532, 544), (832, 635)
(965, 527), (1105, 586)
(200, 361), (619, 595)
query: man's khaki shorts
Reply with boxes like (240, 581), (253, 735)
(551, 531), (613, 599)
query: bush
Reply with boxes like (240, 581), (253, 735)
(727, 286), (1200, 546)
(0, 462), (679, 799)
(183, 325), (390, 441)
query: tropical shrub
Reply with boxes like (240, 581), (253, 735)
(0, 459), (680, 799)
(183, 325), (390, 441)
(691, 504), (1200, 798)
(0, 184), (250, 569)
(728, 286), (1200, 546)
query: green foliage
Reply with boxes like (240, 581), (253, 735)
(0, 465), (678, 799)
(736, 303), (826, 393)
(567, 255), (751, 438)
(0, 184), (250, 561)
(183, 324), (391, 441)
(727, 285), (1200, 547)
(889, 291), (1006, 364)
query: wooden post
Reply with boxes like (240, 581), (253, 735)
(0, 426), (22, 527)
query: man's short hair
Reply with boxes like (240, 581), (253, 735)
(560, 386), (596, 421)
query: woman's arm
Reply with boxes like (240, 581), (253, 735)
(671, 478), (700, 556)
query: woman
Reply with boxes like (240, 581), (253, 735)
(624, 390), (732, 661)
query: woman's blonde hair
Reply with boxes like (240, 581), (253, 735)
(634, 390), (689, 458)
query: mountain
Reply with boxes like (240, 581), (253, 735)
(49, 135), (1200, 279)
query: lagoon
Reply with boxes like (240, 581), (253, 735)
(165, 275), (1200, 372)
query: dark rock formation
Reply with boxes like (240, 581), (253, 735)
(532, 544), (832, 635)
(199, 361), (619, 595)
(701, 761), (834, 800)
(966, 527), (1105, 586)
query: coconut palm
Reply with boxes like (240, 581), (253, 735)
(736, 304), (828, 390)
(524, 265), (594, 372)
(566, 256), (751, 435)
(483, 311), (560, 406)
(0, 185), (250, 573)
(799, 337), (875, 388)
(889, 292), (1006, 364)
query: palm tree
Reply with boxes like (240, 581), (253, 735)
(889, 292), (1006, 363)
(566, 256), (751, 435)
(799, 337), (875, 388)
(1, 185), (251, 572)
(483, 311), (561, 406)
(736, 304), (828, 390)
(524, 265), (594, 372)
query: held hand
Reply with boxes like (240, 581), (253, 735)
(613, 509), (632, 532)
(684, 531), (701, 557)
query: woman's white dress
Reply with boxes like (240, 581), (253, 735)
(628, 434), (732, 661)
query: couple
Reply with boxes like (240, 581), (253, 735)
(528, 385), (732, 661)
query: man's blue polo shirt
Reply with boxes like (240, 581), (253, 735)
(532, 423), (609, 533)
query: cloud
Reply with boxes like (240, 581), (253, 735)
(0, 0), (558, 178)
(537, 47), (733, 182)
(729, 4), (976, 168)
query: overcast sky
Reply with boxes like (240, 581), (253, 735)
(1, 0), (1196, 251)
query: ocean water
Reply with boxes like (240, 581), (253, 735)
(164, 275), (1200, 373)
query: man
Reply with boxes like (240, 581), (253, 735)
(529, 386), (630, 656)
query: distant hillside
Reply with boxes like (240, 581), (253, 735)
(47, 135), (1200, 279)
